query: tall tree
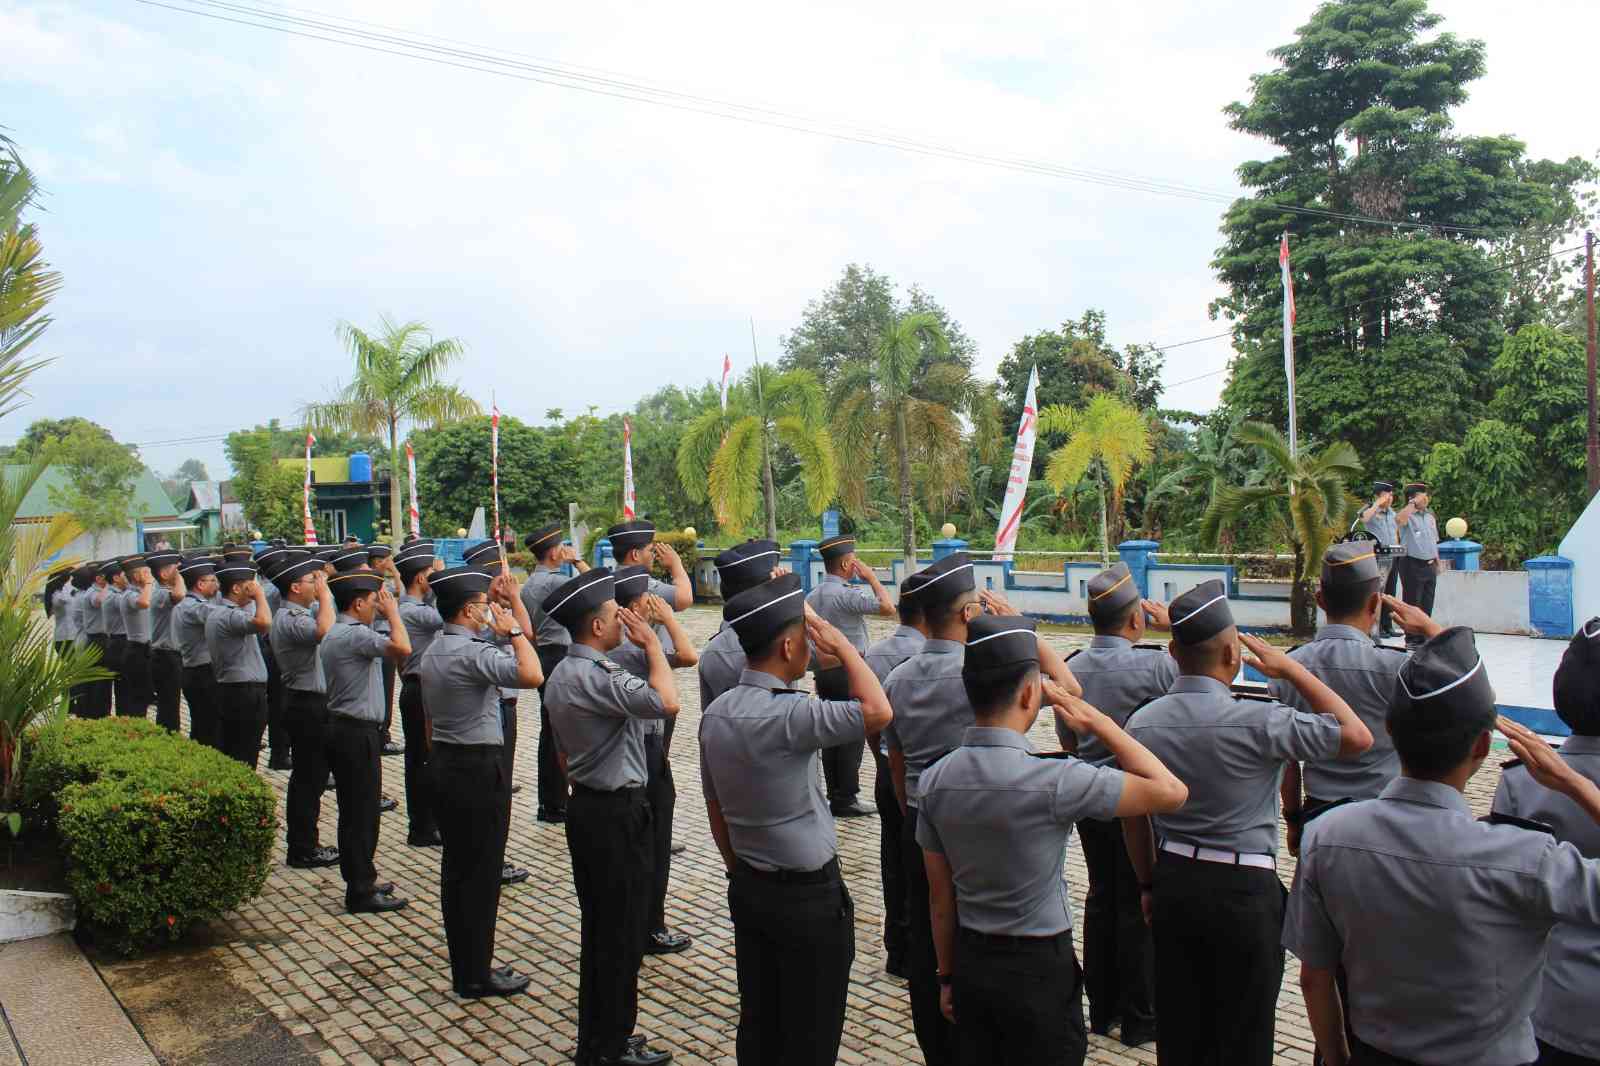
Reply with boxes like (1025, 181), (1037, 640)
(780, 264), (976, 382)
(411, 414), (582, 537)
(300, 317), (481, 541)
(0, 133), (61, 425)
(1038, 395), (1153, 564)
(46, 426), (145, 554)
(1212, 0), (1594, 479)
(677, 366), (837, 540)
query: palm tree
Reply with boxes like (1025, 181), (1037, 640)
(300, 317), (481, 541)
(677, 365), (837, 540)
(1198, 422), (1362, 635)
(1038, 394), (1153, 564)
(830, 311), (978, 572)
(0, 133), (61, 420)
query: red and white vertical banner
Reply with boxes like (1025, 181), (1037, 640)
(302, 431), (319, 546)
(490, 404), (502, 541)
(405, 440), (420, 537)
(993, 365), (1040, 563)
(1281, 231), (1298, 458)
(720, 353), (731, 411)
(622, 417), (637, 519)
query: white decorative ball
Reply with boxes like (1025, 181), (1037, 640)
(683, 526), (697, 539)
(1445, 517), (1468, 540)
(940, 522), (957, 539)
(456, 527), (468, 538)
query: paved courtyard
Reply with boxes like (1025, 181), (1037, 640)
(108, 606), (1518, 1066)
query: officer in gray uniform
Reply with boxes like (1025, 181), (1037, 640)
(397, 542), (446, 846)
(700, 573), (892, 1066)
(1492, 621), (1600, 1066)
(606, 519), (693, 609)
(698, 540), (784, 711)
(863, 570), (929, 980)
(806, 534), (895, 817)
(520, 521), (587, 823)
(467, 543), (534, 888)
(1276, 542), (1424, 852)
(115, 554), (155, 718)
(542, 567), (679, 1066)
(268, 552), (339, 870)
(80, 565), (114, 717)
(1063, 561), (1176, 1047)
(917, 614), (1188, 1066)
(205, 560), (273, 767)
(146, 551), (187, 731)
(1286, 628), (1600, 1066)
(1394, 481), (1441, 646)
(64, 564), (96, 715)
(98, 559), (129, 714)
(420, 565), (543, 1000)
(174, 558), (220, 746)
(1360, 481), (1401, 636)
(255, 544), (297, 770)
(1124, 579), (1369, 1066)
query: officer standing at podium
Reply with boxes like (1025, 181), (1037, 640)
(1359, 481), (1400, 638)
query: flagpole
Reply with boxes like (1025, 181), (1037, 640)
(405, 440), (420, 538)
(993, 365), (1040, 563)
(1281, 231), (1298, 460)
(302, 431), (319, 546)
(491, 395), (508, 573)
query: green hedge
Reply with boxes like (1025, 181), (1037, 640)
(23, 717), (277, 955)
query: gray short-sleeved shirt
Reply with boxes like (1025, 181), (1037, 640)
(119, 586), (153, 644)
(1363, 505), (1398, 548)
(172, 595), (214, 667)
(865, 625), (925, 684)
(1492, 736), (1600, 1059)
(1284, 778), (1600, 1066)
(101, 587), (128, 637)
(698, 624), (746, 709)
(270, 603), (326, 693)
(75, 589), (102, 639)
(608, 624), (676, 738)
(544, 643), (667, 790)
(1126, 674), (1342, 855)
(1269, 625), (1405, 803)
(1059, 636), (1178, 766)
(319, 615), (390, 721)
(520, 566), (572, 647)
(1401, 509), (1439, 560)
(398, 594), (445, 677)
(700, 668), (866, 872)
(205, 600), (268, 683)
(421, 624), (525, 746)
(917, 727), (1124, 936)
(149, 587), (179, 651)
(51, 588), (78, 641)
(883, 640), (972, 808)
(806, 574), (879, 654)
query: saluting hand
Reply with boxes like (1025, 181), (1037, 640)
(1045, 681), (1108, 734)
(1498, 718), (1588, 798)
(1382, 594), (1441, 639)
(1142, 598), (1171, 630)
(486, 601), (518, 637)
(1240, 633), (1297, 679)
(618, 605), (658, 649)
(978, 588), (1015, 615)
(374, 587), (398, 615)
(641, 592), (672, 624)
(770, 565), (791, 580)
(805, 613), (850, 661)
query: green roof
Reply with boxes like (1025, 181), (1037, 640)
(4, 464), (178, 521)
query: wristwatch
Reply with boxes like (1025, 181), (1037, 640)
(507, 626), (525, 639)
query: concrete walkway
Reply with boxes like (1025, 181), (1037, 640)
(0, 934), (158, 1066)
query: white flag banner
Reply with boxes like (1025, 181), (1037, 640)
(1281, 231), (1298, 457)
(720, 353), (732, 412)
(622, 417), (637, 518)
(993, 365), (1040, 563)
(405, 440), (420, 537)
(302, 431), (318, 546)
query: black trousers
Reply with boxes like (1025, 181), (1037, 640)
(1536, 1039), (1597, 1066)
(872, 743), (908, 968)
(380, 657), (396, 744)
(151, 648), (183, 731)
(499, 697), (518, 858)
(954, 929), (1086, 1066)
(729, 859), (855, 1066)
(182, 664), (220, 749)
(325, 715), (382, 899)
(644, 730), (675, 935)
(814, 667), (864, 805)
(84, 633), (115, 717)
(103, 636), (127, 715)
(433, 742), (510, 990)
(1152, 851), (1285, 1066)
(217, 681), (269, 769)
(535, 645), (569, 813)
(284, 689), (331, 856)
(1379, 560), (1399, 631)
(902, 807), (955, 1066)
(1398, 557), (1438, 646)
(116, 641), (152, 718)
(60, 641), (86, 718)
(399, 676), (436, 836)
(264, 643), (289, 764)
(1078, 815), (1155, 1032)
(566, 783), (652, 1063)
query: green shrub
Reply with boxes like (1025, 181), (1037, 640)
(23, 717), (276, 955)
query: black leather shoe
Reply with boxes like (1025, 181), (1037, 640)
(347, 890), (408, 914)
(885, 955), (909, 980)
(645, 930), (691, 955)
(668, 841), (686, 855)
(1089, 1015), (1117, 1037)
(407, 828), (443, 847)
(1120, 1020), (1158, 1047)
(378, 795), (398, 813)
(374, 882), (395, 895)
(457, 969), (530, 999)
(830, 799), (876, 818)
(381, 740), (404, 756)
(596, 1045), (672, 1066)
(536, 807), (566, 824)
(501, 864), (530, 885)
(286, 846), (340, 869)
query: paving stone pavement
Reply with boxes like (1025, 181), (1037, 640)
(152, 606), (1511, 1066)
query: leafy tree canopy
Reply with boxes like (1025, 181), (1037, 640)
(411, 414), (582, 539)
(44, 424), (145, 551)
(780, 263), (976, 382)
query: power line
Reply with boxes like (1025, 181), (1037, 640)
(130, 0), (1510, 236)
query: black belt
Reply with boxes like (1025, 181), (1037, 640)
(736, 857), (839, 885)
(433, 741), (502, 756)
(571, 781), (644, 798)
(326, 714), (379, 730)
(959, 927), (1070, 948)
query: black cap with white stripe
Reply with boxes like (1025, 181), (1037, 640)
(1168, 579), (1233, 645)
(1087, 562), (1139, 624)
(178, 557), (215, 579)
(613, 565), (651, 606)
(331, 547), (370, 573)
(1390, 625), (1495, 732)
(1554, 618), (1600, 731)
(817, 535), (855, 562)
(714, 540), (781, 601)
(606, 520), (655, 557)
(461, 540), (500, 567)
(963, 614), (1038, 681)
(544, 567), (615, 628)
(1322, 540), (1381, 588)
(524, 522), (564, 554)
(429, 565), (492, 599)
(911, 552), (975, 609)
(723, 573), (805, 649)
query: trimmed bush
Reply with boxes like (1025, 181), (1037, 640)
(22, 717), (276, 954)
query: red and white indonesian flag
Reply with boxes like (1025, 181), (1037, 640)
(302, 432), (318, 546)
(405, 440), (420, 537)
(993, 365), (1040, 563)
(622, 417), (637, 519)
(720, 353), (732, 411)
(491, 405), (502, 540)
(1281, 231), (1299, 454)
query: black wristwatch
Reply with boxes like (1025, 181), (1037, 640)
(936, 972), (953, 986)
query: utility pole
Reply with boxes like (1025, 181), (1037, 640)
(1587, 230), (1599, 498)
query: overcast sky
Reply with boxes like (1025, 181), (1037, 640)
(5, 0), (1596, 479)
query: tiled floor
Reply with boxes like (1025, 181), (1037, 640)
(122, 607), (1523, 1065)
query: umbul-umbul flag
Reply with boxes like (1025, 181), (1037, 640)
(1281, 231), (1298, 457)
(993, 365), (1040, 562)
(491, 404), (502, 540)
(302, 431), (318, 546)
(405, 440), (420, 537)
(720, 354), (731, 411)
(622, 417), (637, 519)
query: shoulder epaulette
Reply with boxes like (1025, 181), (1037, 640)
(1500, 757), (1525, 770)
(1133, 643), (1166, 652)
(1285, 643), (1306, 655)
(1065, 648), (1082, 661)
(1479, 811), (1555, 836)
(1232, 691), (1277, 704)
(1372, 642), (1409, 655)
(1298, 797), (1354, 826)
(595, 657), (622, 673)
(1123, 694), (1161, 722)
(1027, 751), (1078, 760)
(923, 747), (957, 770)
